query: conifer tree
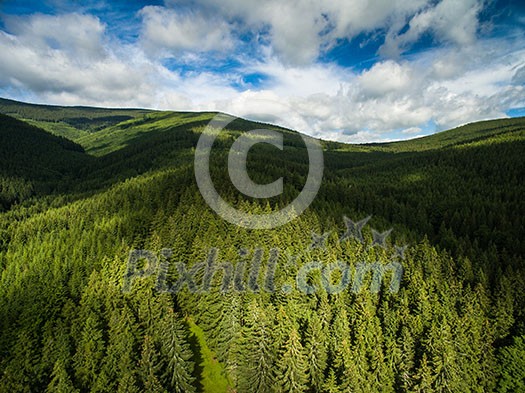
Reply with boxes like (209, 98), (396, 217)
(138, 335), (166, 393)
(73, 315), (105, 390)
(305, 312), (328, 391)
(158, 310), (196, 393)
(238, 300), (275, 393)
(413, 353), (435, 393)
(93, 306), (138, 392)
(322, 368), (342, 393)
(275, 328), (308, 393)
(497, 335), (525, 393)
(46, 360), (79, 393)
(215, 291), (243, 383)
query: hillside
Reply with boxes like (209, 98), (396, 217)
(0, 99), (524, 392)
(0, 113), (92, 211)
(0, 97), (153, 140)
(367, 117), (525, 152)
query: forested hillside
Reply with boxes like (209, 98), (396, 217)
(0, 99), (524, 392)
(0, 114), (91, 212)
(0, 98), (153, 140)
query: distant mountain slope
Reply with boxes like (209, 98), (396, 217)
(0, 113), (92, 210)
(0, 113), (88, 175)
(0, 97), (154, 139)
(2, 96), (523, 154)
(365, 117), (525, 152)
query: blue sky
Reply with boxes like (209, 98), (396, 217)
(0, 0), (524, 142)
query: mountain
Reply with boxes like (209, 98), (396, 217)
(0, 98), (524, 392)
(0, 97), (153, 140)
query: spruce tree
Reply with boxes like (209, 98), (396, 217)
(238, 300), (275, 393)
(46, 360), (79, 393)
(158, 310), (196, 393)
(497, 335), (525, 393)
(72, 315), (105, 390)
(138, 335), (166, 393)
(305, 312), (328, 391)
(275, 328), (308, 393)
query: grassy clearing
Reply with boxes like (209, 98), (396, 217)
(187, 317), (233, 393)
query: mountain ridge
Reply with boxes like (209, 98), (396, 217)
(2, 96), (524, 151)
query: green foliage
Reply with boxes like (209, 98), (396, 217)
(23, 118), (88, 141)
(77, 111), (215, 156)
(238, 300), (275, 393)
(0, 98), (524, 392)
(497, 336), (525, 392)
(0, 113), (90, 210)
(46, 360), (78, 393)
(138, 335), (166, 393)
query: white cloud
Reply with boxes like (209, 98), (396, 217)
(0, 15), (150, 104)
(163, 0), (429, 65)
(206, 39), (524, 143)
(380, 0), (484, 57)
(161, 0), (486, 66)
(3, 13), (107, 60)
(164, 0), (328, 64)
(358, 60), (412, 96)
(139, 6), (234, 55)
(249, 59), (352, 96)
(0, 12), (239, 110)
(512, 65), (525, 85)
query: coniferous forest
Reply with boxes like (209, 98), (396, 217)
(0, 97), (524, 392)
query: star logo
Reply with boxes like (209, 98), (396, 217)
(394, 245), (407, 260)
(371, 228), (393, 249)
(309, 231), (331, 250)
(340, 215), (371, 243)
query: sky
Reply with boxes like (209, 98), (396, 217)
(0, 0), (524, 143)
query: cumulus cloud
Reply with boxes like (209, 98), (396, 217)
(161, 0), (486, 65)
(139, 6), (235, 55)
(208, 40), (524, 142)
(3, 13), (107, 60)
(0, 13), (156, 105)
(380, 0), (484, 57)
(0, 12), (238, 109)
(358, 60), (412, 97)
(163, 0), (428, 65)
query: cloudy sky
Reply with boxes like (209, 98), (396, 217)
(0, 0), (524, 142)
